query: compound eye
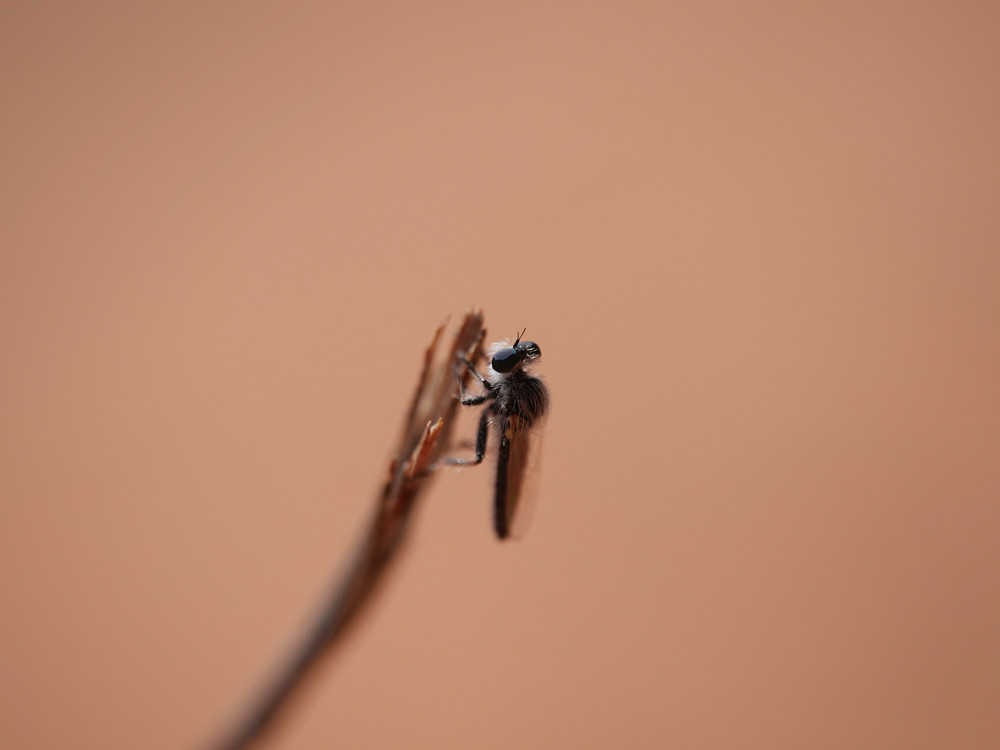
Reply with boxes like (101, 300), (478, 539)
(491, 347), (521, 373)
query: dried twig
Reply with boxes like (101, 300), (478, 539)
(206, 312), (486, 750)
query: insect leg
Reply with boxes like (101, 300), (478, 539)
(457, 356), (491, 390)
(453, 355), (491, 405)
(442, 404), (492, 466)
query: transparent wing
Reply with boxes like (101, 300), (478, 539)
(494, 413), (546, 540)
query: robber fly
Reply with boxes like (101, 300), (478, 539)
(445, 330), (549, 539)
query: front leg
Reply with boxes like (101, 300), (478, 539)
(454, 356), (492, 405)
(458, 356), (491, 390)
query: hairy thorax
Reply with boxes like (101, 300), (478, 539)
(492, 371), (549, 427)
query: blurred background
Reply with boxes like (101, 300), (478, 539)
(2, 2), (998, 749)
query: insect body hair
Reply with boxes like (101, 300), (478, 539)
(493, 370), (549, 428)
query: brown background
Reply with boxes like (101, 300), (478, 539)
(2, 3), (998, 749)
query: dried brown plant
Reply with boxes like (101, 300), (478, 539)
(207, 312), (486, 750)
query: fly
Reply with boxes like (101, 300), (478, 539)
(445, 330), (549, 539)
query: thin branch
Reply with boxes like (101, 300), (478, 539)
(205, 312), (486, 750)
